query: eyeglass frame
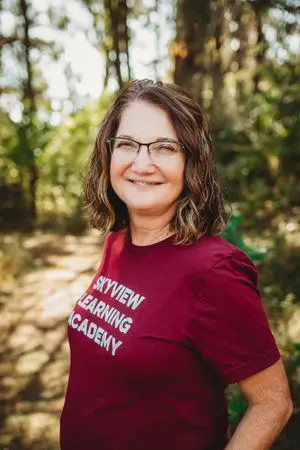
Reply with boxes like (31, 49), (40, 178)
(106, 137), (185, 160)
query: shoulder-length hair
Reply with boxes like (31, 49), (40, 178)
(83, 79), (229, 244)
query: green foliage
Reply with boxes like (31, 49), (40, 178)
(227, 387), (248, 426)
(0, 112), (21, 182)
(215, 53), (300, 233)
(259, 234), (300, 322)
(284, 344), (300, 407)
(0, 235), (30, 291)
(221, 215), (266, 261)
(36, 94), (112, 219)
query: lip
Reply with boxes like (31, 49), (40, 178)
(127, 179), (162, 186)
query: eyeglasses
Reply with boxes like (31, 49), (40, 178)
(107, 137), (184, 163)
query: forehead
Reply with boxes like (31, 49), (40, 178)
(116, 101), (178, 141)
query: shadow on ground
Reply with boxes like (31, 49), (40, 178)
(0, 232), (104, 449)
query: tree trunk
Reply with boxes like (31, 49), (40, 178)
(174, 0), (211, 103)
(250, 1), (268, 93)
(233, 0), (250, 99)
(104, 0), (130, 89)
(104, 0), (123, 88)
(20, 0), (38, 221)
(152, 0), (160, 79)
(210, 0), (226, 120)
(119, 0), (131, 81)
(82, 0), (131, 89)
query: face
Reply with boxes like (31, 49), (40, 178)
(110, 101), (185, 218)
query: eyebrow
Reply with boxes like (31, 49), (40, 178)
(116, 134), (179, 143)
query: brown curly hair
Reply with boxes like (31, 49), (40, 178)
(83, 79), (229, 244)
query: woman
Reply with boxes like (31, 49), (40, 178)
(60, 79), (292, 450)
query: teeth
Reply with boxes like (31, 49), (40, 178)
(132, 181), (156, 185)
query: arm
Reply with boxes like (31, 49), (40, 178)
(226, 359), (293, 450)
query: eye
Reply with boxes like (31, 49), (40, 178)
(152, 143), (177, 153)
(115, 139), (136, 149)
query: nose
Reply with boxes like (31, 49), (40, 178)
(131, 145), (155, 173)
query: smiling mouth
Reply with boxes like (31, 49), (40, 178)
(128, 180), (162, 186)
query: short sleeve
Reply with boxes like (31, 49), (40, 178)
(187, 249), (281, 384)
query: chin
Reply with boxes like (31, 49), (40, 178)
(125, 197), (169, 212)
(127, 202), (160, 212)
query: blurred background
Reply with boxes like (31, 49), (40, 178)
(0, 0), (300, 448)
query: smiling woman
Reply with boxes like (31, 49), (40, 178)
(83, 79), (227, 245)
(60, 79), (292, 450)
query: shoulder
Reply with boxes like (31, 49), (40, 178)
(101, 229), (127, 256)
(189, 236), (260, 306)
(181, 234), (253, 276)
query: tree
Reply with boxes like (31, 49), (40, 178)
(19, 0), (38, 219)
(0, 0), (55, 222)
(82, 0), (131, 90)
(0, 0), (78, 223)
(174, 0), (211, 103)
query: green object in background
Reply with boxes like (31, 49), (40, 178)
(222, 215), (268, 424)
(228, 392), (248, 425)
(221, 215), (267, 262)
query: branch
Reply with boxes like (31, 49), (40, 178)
(0, 36), (19, 48)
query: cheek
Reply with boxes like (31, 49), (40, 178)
(167, 161), (185, 192)
(110, 157), (125, 186)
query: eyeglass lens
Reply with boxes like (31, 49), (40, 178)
(109, 138), (182, 161)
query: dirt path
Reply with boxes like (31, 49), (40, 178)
(0, 232), (104, 450)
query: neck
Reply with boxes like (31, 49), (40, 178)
(128, 210), (175, 246)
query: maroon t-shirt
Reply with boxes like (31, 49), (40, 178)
(60, 230), (280, 450)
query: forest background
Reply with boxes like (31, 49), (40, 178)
(0, 0), (300, 448)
